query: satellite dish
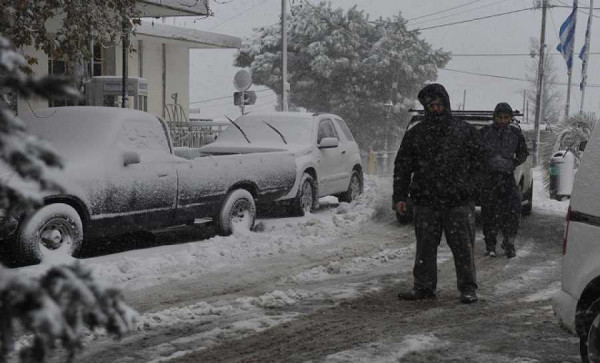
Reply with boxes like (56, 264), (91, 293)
(233, 70), (252, 91)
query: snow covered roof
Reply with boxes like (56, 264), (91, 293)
(137, 0), (210, 17)
(137, 20), (241, 49)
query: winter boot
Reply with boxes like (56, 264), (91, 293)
(484, 247), (496, 257)
(459, 290), (478, 304)
(502, 238), (516, 259)
(397, 288), (436, 301)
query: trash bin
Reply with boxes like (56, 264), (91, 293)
(549, 150), (575, 200)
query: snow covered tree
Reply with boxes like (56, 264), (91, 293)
(0, 263), (138, 363)
(527, 37), (562, 125)
(0, 0), (139, 75)
(0, 38), (138, 363)
(235, 2), (450, 150)
(0, 37), (75, 216)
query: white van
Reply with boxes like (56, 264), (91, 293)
(554, 133), (600, 362)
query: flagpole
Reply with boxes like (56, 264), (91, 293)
(565, 0), (578, 118)
(581, 0), (594, 112)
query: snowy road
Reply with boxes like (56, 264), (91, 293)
(23, 171), (579, 362)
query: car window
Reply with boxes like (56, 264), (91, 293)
(334, 118), (354, 142)
(119, 118), (170, 153)
(318, 119), (338, 143)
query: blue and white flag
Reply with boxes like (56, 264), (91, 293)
(557, 1), (578, 70)
(579, 2), (593, 91)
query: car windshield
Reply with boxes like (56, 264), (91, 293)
(216, 115), (314, 145)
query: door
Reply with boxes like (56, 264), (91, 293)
(100, 117), (177, 232)
(316, 119), (344, 196)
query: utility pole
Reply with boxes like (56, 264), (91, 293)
(565, 0), (578, 118)
(533, 0), (548, 166)
(281, 0), (289, 111)
(462, 89), (467, 110)
(122, 16), (130, 108)
(581, 0), (594, 112)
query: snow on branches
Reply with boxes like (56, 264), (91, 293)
(235, 2), (450, 150)
(0, 37), (77, 215)
(0, 263), (138, 363)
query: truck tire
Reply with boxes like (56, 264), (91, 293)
(216, 189), (256, 235)
(338, 170), (363, 203)
(289, 173), (316, 216)
(521, 180), (533, 216)
(12, 203), (84, 266)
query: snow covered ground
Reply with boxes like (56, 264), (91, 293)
(14, 167), (573, 362)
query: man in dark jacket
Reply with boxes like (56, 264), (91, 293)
(393, 83), (481, 304)
(480, 102), (529, 258)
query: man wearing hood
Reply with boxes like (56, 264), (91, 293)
(393, 83), (481, 304)
(479, 102), (529, 258)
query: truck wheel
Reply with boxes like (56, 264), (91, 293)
(12, 203), (84, 266)
(338, 170), (363, 203)
(289, 173), (316, 216)
(581, 298), (600, 363)
(521, 181), (533, 216)
(216, 189), (256, 235)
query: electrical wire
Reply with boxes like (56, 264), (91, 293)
(190, 87), (273, 105)
(411, 7), (536, 31)
(208, 0), (271, 30)
(409, 0), (512, 27)
(406, 0), (483, 22)
(441, 67), (600, 87)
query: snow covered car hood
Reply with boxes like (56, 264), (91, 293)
(199, 142), (311, 157)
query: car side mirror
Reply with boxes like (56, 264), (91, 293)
(123, 150), (141, 166)
(318, 137), (339, 149)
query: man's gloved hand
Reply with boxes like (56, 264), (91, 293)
(394, 201), (406, 214)
(490, 155), (515, 174)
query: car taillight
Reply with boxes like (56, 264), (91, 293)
(563, 205), (571, 255)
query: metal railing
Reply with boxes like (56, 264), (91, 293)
(167, 120), (230, 148)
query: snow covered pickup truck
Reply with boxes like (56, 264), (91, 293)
(396, 109), (534, 223)
(0, 107), (296, 266)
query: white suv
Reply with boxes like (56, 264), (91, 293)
(554, 127), (600, 362)
(199, 112), (364, 215)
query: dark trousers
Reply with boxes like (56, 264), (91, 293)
(481, 175), (522, 250)
(412, 204), (478, 293)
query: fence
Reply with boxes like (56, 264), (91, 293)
(167, 120), (230, 148)
(363, 150), (396, 176)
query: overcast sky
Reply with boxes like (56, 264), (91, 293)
(178, 0), (599, 122)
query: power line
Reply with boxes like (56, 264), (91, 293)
(406, 0), (483, 22)
(190, 88), (274, 105)
(411, 7), (536, 31)
(409, 0), (512, 27)
(451, 51), (600, 56)
(441, 67), (600, 87)
(208, 0), (271, 31)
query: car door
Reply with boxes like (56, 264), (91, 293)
(101, 117), (178, 232)
(333, 117), (359, 191)
(316, 118), (344, 196)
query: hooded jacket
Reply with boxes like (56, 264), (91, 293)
(393, 84), (483, 207)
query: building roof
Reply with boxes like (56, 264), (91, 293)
(137, 0), (210, 17)
(137, 20), (241, 49)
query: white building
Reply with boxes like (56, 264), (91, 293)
(18, 0), (241, 119)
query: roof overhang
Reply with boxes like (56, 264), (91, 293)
(137, 0), (211, 17)
(136, 20), (241, 49)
